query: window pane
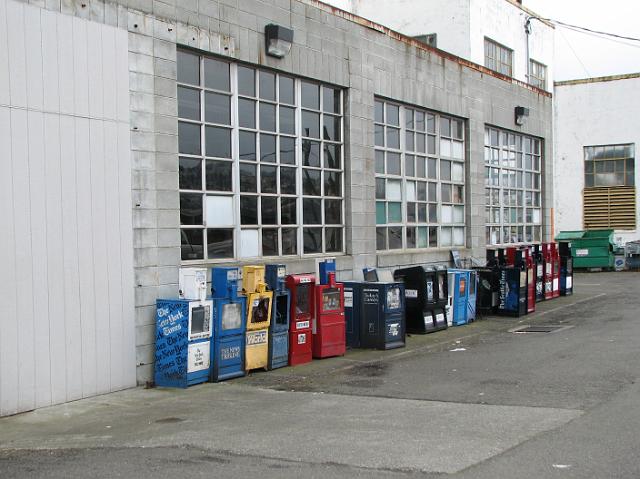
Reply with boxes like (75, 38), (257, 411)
(207, 229), (233, 259)
(325, 227), (342, 252)
(239, 131), (256, 161)
(179, 157), (201, 190)
(204, 58), (230, 91)
(238, 98), (256, 128)
(301, 82), (320, 109)
(375, 124), (384, 147)
(205, 126), (231, 158)
(239, 163), (257, 192)
(303, 228), (322, 253)
(259, 103), (276, 132)
(323, 115), (341, 141)
(405, 155), (415, 176)
(205, 160), (232, 191)
(240, 196), (257, 224)
(389, 226), (403, 249)
(205, 92), (230, 124)
(260, 134), (276, 163)
(324, 144), (340, 169)
(261, 196), (277, 224)
(280, 137), (296, 165)
(386, 127), (400, 149)
(280, 106), (296, 134)
(180, 193), (203, 225)
(178, 122), (201, 155)
(262, 229), (278, 256)
(376, 178), (385, 199)
(238, 66), (255, 96)
(323, 87), (340, 113)
(387, 152), (401, 175)
(177, 51), (199, 85)
(388, 202), (402, 223)
(375, 101), (384, 123)
(376, 227), (386, 250)
(281, 197), (297, 224)
(260, 165), (277, 193)
(259, 71), (276, 101)
(303, 198), (322, 224)
(375, 150), (385, 174)
(325, 199), (342, 224)
(178, 86), (200, 120)
(280, 167), (296, 195)
(302, 111), (320, 138)
(282, 227), (297, 255)
(279, 76), (295, 104)
(302, 140), (320, 167)
(324, 171), (341, 197)
(386, 104), (399, 126)
(376, 202), (386, 224)
(302, 168), (321, 196)
(181, 228), (204, 260)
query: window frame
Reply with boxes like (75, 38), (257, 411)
(177, 49), (345, 262)
(484, 37), (513, 77)
(529, 59), (547, 90)
(583, 143), (635, 188)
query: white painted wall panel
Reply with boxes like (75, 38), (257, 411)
(0, 1), (134, 416)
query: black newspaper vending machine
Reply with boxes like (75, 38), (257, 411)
(393, 266), (447, 334)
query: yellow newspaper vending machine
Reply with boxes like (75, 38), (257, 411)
(242, 265), (273, 371)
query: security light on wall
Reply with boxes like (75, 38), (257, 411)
(265, 24), (294, 58)
(515, 106), (530, 126)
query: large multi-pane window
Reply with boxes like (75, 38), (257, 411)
(583, 144), (636, 230)
(375, 98), (465, 250)
(178, 50), (344, 261)
(484, 127), (542, 245)
(484, 38), (513, 77)
(529, 59), (547, 90)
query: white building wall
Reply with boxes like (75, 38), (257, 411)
(469, 0), (554, 87)
(554, 75), (640, 243)
(0, 0), (136, 417)
(340, 0), (472, 59)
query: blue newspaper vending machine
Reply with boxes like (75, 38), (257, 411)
(447, 269), (469, 326)
(155, 298), (213, 388)
(342, 281), (362, 348)
(265, 264), (291, 370)
(210, 267), (246, 382)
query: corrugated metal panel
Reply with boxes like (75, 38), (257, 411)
(0, 1), (134, 417)
(583, 186), (636, 230)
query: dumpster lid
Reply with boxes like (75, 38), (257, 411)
(555, 230), (586, 241)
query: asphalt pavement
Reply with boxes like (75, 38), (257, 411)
(1, 272), (639, 478)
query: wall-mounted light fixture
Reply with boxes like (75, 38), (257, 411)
(515, 106), (529, 126)
(265, 24), (294, 58)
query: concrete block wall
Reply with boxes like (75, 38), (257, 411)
(17, 0), (553, 384)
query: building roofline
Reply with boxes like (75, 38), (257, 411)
(555, 72), (640, 87)
(304, 0), (552, 98)
(504, 0), (555, 28)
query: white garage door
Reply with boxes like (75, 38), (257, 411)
(0, 1), (136, 416)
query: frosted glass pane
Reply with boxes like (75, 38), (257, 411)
(206, 195), (234, 226)
(452, 163), (464, 182)
(240, 229), (260, 258)
(533, 208), (541, 224)
(442, 205), (453, 223)
(453, 227), (464, 246)
(406, 181), (416, 201)
(452, 141), (464, 159)
(387, 179), (402, 200)
(440, 139), (451, 157)
(441, 227), (452, 246)
(418, 227), (428, 248)
(453, 205), (464, 223)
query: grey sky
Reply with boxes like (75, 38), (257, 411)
(524, 0), (640, 80)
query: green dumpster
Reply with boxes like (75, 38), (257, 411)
(555, 229), (615, 269)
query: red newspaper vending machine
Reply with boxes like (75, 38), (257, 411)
(551, 243), (561, 298)
(542, 243), (554, 300)
(524, 247), (536, 313)
(285, 274), (315, 366)
(313, 272), (346, 358)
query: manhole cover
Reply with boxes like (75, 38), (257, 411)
(510, 324), (573, 334)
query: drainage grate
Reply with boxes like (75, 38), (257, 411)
(510, 324), (573, 334)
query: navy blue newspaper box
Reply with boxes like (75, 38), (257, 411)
(155, 299), (213, 388)
(265, 264), (291, 370)
(496, 266), (527, 317)
(393, 266), (448, 334)
(210, 267), (246, 382)
(360, 282), (405, 349)
(343, 281), (363, 348)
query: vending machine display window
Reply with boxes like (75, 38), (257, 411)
(386, 287), (401, 310)
(322, 288), (341, 311)
(274, 295), (289, 326)
(251, 297), (272, 324)
(188, 302), (212, 340)
(221, 302), (242, 330)
(296, 284), (312, 315)
(438, 274), (447, 301)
